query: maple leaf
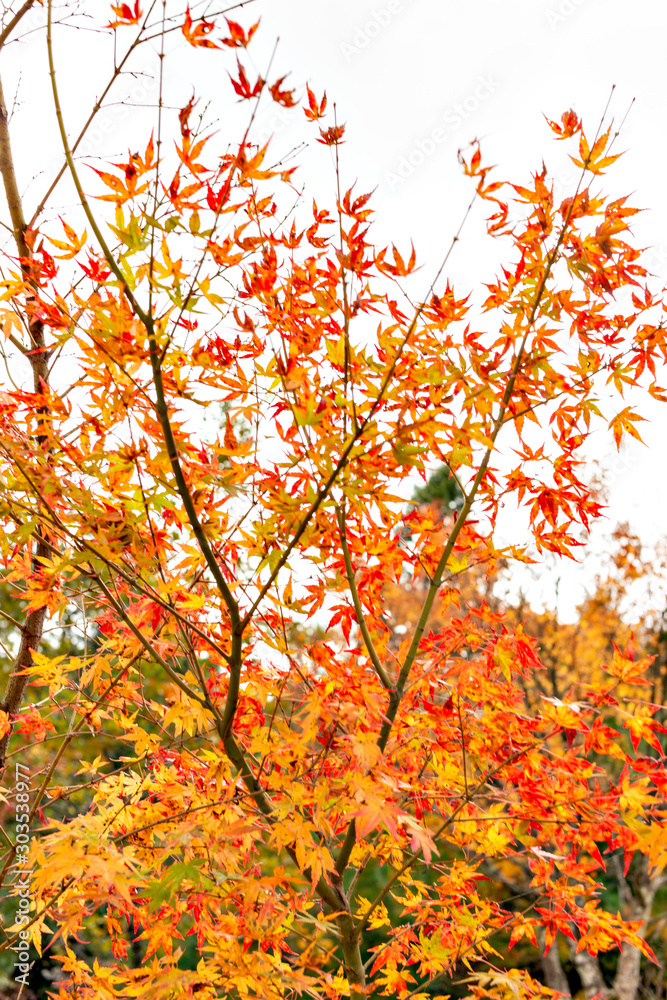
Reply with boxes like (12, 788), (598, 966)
(144, 860), (213, 910)
(107, 0), (142, 28)
(546, 108), (581, 138)
(559, 188), (591, 221)
(49, 218), (88, 259)
(459, 141), (484, 177)
(221, 18), (260, 48)
(608, 406), (646, 449)
(318, 124), (345, 146)
(571, 127), (622, 175)
(0, 710), (10, 739)
(229, 59), (263, 100)
(269, 76), (296, 108)
(623, 711), (667, 753)
(375, 242), (417, 277)
(15, 707), (56, 742)
(182, 7), (219, 48)
(643, 823), (667, 875)
(304, 84), (327, 121)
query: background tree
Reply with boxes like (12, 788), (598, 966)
(452, 525), (667, 1000)
(0, 4), (665, 1000)
(412, 466), (464, 513)
(499, 527), (667, 1000)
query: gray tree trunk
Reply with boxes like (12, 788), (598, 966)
(538, 932), (572, 998)
(612, 854), (663, 1000)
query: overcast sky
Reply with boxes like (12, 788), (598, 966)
(3, 0), (667, 616)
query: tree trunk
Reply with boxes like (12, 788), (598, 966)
(538, 931), (572, 998)
(569, 941), (608, 999)
(612, 854), (660, 1000)
(0, 66), (51, 772)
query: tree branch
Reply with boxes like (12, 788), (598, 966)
(0, 0), (35, 52)
(336, 506), (392, 690)
(0, 58), (52, 770)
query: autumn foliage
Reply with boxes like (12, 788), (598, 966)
(0, 3), (666, 999)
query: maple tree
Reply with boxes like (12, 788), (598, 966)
(0, 3), (666, 999)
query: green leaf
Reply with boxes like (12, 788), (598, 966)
(144, 859), (213, 911)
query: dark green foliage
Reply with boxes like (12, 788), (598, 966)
(412, 465), (463, 511)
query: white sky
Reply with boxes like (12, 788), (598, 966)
(2, 0), (667, 618)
